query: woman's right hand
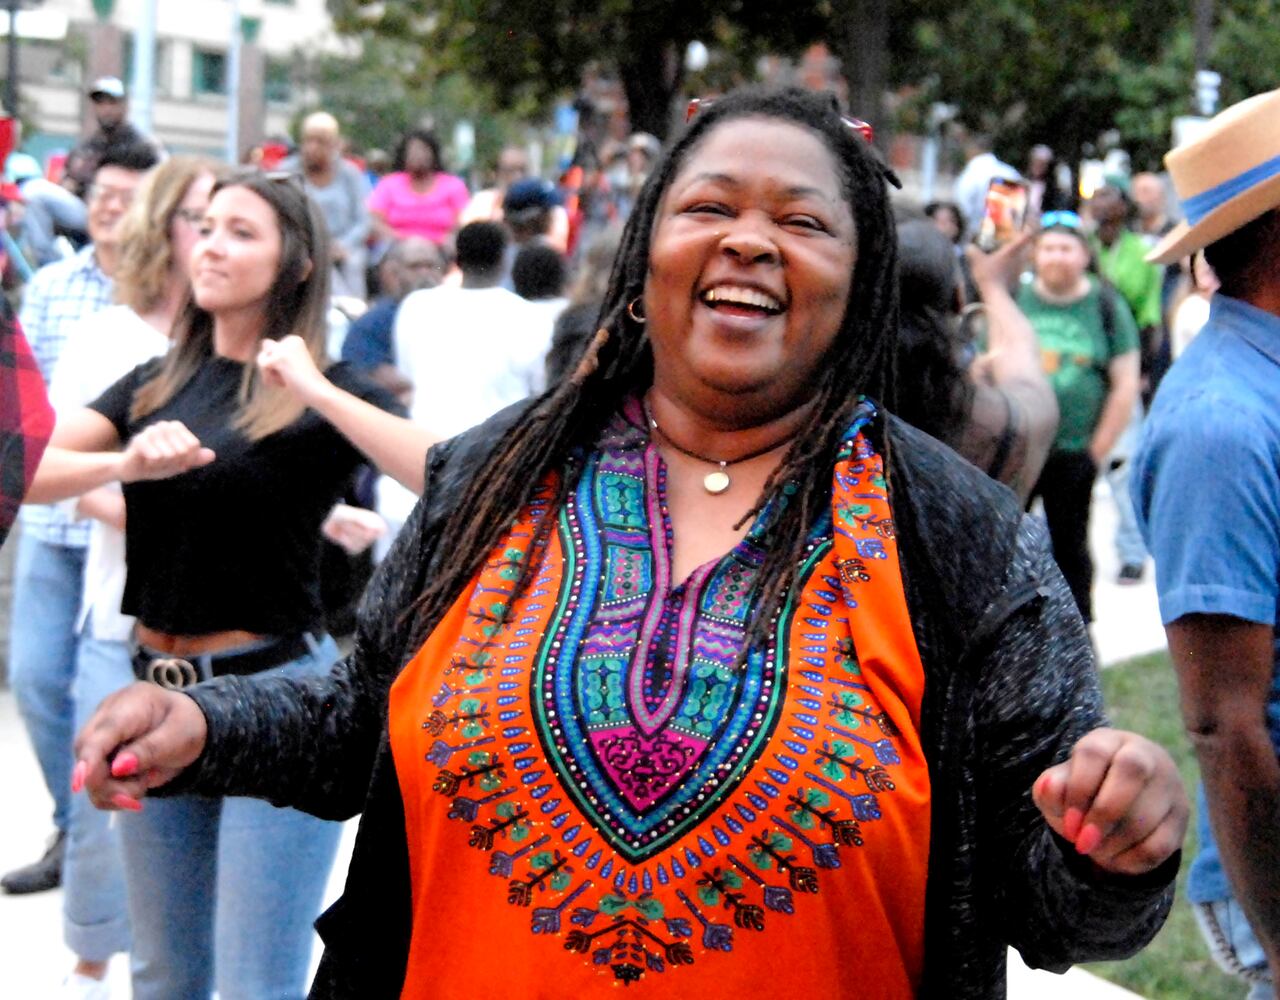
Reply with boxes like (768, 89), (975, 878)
(73, 682), (209, 811)
(117, 421), (215, 483)
(257, 335), (333, 408)
(965, 231), (1033, 295)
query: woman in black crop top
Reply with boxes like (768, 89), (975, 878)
(25, 170), (410, 1000)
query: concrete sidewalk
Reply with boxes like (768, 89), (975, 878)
(0, 481), (1162, 998)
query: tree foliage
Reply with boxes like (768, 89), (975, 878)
(904, 0), (1280, 169)
(289, 32), (537, 170)
(322, 0), (1280, 170)
(327, 0), (829, 138)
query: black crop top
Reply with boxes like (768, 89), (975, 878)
(90, 354), (404, 636)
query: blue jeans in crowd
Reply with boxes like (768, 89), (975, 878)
(9, 533), (85, 834)
(118, 633), (344, 1000)
(1194, 897), (1275, 1000)
(1107, 402), (1149, 570)
(64, 631), (134, 962)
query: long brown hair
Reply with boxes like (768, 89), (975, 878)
(130, 169), (332, 440)
(114, 156), (221, 315)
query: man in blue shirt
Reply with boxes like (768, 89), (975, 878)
(1133, 88), (1280, 998)
(340, 236), (444, 396)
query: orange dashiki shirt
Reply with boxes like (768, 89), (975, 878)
(388, 400), (932, 997)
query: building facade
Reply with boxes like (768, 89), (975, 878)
(13, 0), (340, 166)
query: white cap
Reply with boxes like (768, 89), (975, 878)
(88, 76), (125, 101)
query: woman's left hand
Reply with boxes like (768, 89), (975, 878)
(1032, 727), (1189, 876)
(257, 335), (332, 407)
(322, 503), (387, 555)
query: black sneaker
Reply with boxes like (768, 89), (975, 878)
(1117, 563), (1145, 585)
(0, 829), (66, 894)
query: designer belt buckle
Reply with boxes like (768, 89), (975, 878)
(147, 657), (200, 690)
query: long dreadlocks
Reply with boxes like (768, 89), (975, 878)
(409, 87), (901, 654)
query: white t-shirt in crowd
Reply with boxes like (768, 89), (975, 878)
(49, 305), (169, 642)
(520, 295), (569, 375)
(393, 284), (551, 436)
(378, 284), (555, 533)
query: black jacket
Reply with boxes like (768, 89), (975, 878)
(180, 405), (1176, 998)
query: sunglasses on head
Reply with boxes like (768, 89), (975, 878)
(684, 96), (900, 189)
(1039, 210), (1084, 231)
(264, 170), (305, 188)
(685, 97), (875, 145)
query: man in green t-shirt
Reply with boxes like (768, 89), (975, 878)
(1089, 182), (1162, 583)
(1090, 184), (1164, 340)
(1018, 213), (1141, 621)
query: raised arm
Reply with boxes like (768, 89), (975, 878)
(258, 335), (436, 494)
(964, 237), (1059, 496)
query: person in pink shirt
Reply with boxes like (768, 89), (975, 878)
(367, 128), (469, 246)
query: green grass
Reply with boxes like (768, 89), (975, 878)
(1083, 651), (1239, 999)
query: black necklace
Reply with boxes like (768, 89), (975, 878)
(643, 402), (797, 495)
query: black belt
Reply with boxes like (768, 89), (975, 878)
(132, 633), (316, 690)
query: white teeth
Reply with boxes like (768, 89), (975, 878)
(703, 285), (782, 312)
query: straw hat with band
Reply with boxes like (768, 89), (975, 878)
(1148, 88), (1280, 265)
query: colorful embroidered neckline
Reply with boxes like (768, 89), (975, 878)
(388, 401), (932, 993)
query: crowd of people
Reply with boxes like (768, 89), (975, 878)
(0, 70), (1276, 1000)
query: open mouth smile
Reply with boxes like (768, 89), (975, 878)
(700, 284), (785, 316)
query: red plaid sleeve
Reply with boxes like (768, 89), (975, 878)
(0, 313), (55, 548)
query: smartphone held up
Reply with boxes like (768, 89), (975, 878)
(975, 178), (1030, 252)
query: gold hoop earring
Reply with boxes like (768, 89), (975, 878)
(626, 297), (646, 324)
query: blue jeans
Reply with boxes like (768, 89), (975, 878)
(118, 634), (344, 1000)
(9, 533), (86, 833)
(64, 632), (134, 961)
(1107, 457), (1149, 568)
(1193, 897), (1275, 999)
(1107, 402), (1149, 568)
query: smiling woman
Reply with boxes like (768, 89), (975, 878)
(646, 118), (855, 422)
(70, 89), (1184, 1000)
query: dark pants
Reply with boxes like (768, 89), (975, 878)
(1031, 449), (1097, 622)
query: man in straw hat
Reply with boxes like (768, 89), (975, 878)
(1133, 88), (1280, 997)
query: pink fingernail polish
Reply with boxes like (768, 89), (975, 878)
(71, 761), (87, 794)
(1075, 824), (1103, 855)
(111, 793), (143, 812)
(1063, 807), (1084, 841)
(111, 752), (139, 778)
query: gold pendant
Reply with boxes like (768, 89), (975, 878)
(704, 470), (731, 494)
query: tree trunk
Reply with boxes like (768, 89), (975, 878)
(835, 0), (890, 147)
(617, 38), (683, 140)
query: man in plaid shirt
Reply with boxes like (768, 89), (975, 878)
(4, 143), (157, 903)
(0, 309), (54, 549)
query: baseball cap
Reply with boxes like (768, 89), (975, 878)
(627, 133), (661, 160)
(4, 151), (41, 184)
(503, 177), (562, 213)
(88, 77), (126, 101)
